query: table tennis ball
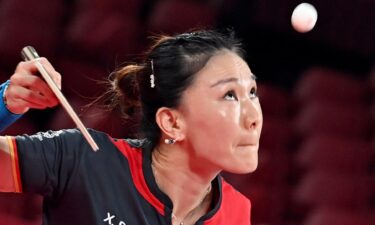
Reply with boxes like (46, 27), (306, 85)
(291, 3), (318, 33)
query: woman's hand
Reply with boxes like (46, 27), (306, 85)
(5, 58), (61, 114)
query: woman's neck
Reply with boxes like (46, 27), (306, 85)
(151, 144), (218, 225)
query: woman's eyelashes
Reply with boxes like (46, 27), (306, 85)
(223, 87), (258, 101)
(249, 87), (258, 99)
(224, 90), (237, 101)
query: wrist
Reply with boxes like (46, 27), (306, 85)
(0, 80), (24, 131)
(3, 91), (29, 115)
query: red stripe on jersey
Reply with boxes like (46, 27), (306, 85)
(7, 136), (22, 193)
(203, 177), (251, 225)
(110, 138), (165, 216)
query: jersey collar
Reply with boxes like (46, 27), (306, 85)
(141, 143), (223, 222)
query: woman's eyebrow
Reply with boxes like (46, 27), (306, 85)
(210, 74), (257, 88)
(210, 77), (238, 88)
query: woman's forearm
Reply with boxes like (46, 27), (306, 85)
(0, 80), (23, 131)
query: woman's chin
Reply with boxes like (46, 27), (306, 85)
(226, 160), (258, 174)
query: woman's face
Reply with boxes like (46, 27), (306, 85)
(179, 50), (263, 174)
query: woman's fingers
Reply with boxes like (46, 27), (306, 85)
(10, 73), (59, 105)
(5, 58), (61, 114)
(15, 58), (62, 89)
(6, 84), (57, 114)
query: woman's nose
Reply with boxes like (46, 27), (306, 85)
(243, 100), (262, 131)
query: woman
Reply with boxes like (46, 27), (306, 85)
(0, 30), (262, 225)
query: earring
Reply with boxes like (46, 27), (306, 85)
(164, 138), (176, 145)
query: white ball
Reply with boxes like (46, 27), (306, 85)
(291, 3), (318, 33)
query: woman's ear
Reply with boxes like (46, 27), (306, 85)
(155, 107), (186, 141)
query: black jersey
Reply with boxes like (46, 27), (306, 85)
(6, 129), (251, 225)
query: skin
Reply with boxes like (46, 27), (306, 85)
(153, 50), (263, 225)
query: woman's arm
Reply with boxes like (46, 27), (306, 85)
(1, 58), (62, 192)
(0, 81), (23, 131)
(0, 58), (61, 131)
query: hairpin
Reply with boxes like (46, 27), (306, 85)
(150, 60), (155, 88)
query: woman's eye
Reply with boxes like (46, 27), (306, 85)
(224, 90), (237, 101)
(249, 87), (258, 99)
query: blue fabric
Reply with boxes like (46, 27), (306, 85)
(0, 80), (23, 131)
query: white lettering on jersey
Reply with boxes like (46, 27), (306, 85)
(31, 130), (64, 141)
(103, 212), (127, 225)
(103, 212), (115, 224)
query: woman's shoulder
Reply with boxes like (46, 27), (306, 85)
(14, 128), (144, 151)
(24, 128), (142, 143)
(84, 129), (149, 153)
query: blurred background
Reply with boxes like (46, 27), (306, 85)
(0, 0), (374, 224)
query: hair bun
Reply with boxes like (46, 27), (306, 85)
(112, 64), (142, 118)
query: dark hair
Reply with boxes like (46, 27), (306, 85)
(109, 30), (245, 148)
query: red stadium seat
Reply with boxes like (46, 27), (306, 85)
(293, 100), (371, 138)
(369, 65), (375, 93)
(239, 183), (288, 225)
(260, 116), (292, 150)
(1, 115), (39, 136)
(250, 148), (291, 186)
(0, 193), (42, 225)
(0, 0), (64, 68)
(257, 83), (291, 117)
(294, 67), (369, 107)
(147, 0), (218, 34)
(371, 102), (375, 125)
(293, 170), (371, 210)
(55, 58), (108, 99)
(65, 10), (143, 63)
(295, 134), (372, 173)
(73, 0), (143, 18)
(303, 207), (375, 225)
